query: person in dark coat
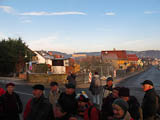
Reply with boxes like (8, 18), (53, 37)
(141, 80), (157, 120)
(58, 83), (78, 115)
(23, 84), (54, 120)
(101, 87), (120, 120)
(0, 83), (23, 120)
(119, 87), (142, 120)
(67, 72), (76, 87)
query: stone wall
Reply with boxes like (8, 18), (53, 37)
(27, 73), (68, 85)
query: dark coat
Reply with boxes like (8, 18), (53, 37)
(67, 74), (76, 86)
(0, 92), (23, 120)
(142, 88), (157, 119)
(55, 113), (72, 120)
(58, 92), (78, 115)
(101, 94), (116, 120)
(128, 96), (141, 120)
(24, 95), (54, 120)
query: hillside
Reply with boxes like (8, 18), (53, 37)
(49, 50), (160, 59)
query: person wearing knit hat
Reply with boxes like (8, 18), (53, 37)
(76, 91), (100, 120)
(119, 87), (130, 101)
(76, 91), (90, 118)
(112, 98), (133, 120)
(101, 87), (121, 120)
(119, 87), (142, 120)
(5, 82), (15, 88)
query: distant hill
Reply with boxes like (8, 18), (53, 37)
(49, 50), (160, 59)
(74, 52), (101, 56)
(48, 51), (72, 58)
(127, 50), (160, 58)
(75, 50), (160, 58)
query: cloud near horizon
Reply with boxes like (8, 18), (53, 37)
(20, 11), (87, 16)
(144, 11), (160, 14)
(105, 12), (115, 16)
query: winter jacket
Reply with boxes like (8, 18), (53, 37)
(67, 74), (76, 86)
(23, 95), (54, 120)
(128, 96), (142, 120)
(84, 104), (100, 120)
(0, 88), (5, 96)
(0, 92), (23, 120)
(49, 89), (61, 107)
(55, 113), (72, 120)
(89, 75), (101, 95)
(142, 88), (157, 119)
(101, 94), (116, 120)
(58, 92), (78, 115)
(102, 85), (115, 98)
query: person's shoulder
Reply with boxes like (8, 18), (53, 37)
(103, 85), (108, 89)
(41, 97), (51, 104)
(14, 92), (20, 97)
(60, 92), (65, 96)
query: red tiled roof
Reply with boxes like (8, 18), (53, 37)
(101, 50), (128, 60)
(127, 54), (139, 61)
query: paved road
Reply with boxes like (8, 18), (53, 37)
(0, 66), (160, 118)
(116, 66), (160, 103)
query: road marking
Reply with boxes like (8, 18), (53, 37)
(15, 91), (33, 96)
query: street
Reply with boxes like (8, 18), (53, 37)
(0, 66), (160, 118)
(116, 66), (160, 102)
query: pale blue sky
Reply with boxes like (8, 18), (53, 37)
(0, 0), (160, 53)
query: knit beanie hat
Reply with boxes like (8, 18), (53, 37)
(119, 87), (130, 97)
(76, 91), (89, 102)
(6, 83), (15, 88)
(113, 98), (129, 112)
(106, 77), (113, 82)
(113, 87), (121, 92)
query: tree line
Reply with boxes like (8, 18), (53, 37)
(0, 37), (32, 76)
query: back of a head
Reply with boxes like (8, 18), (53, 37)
(113, 98), (129, 112)
(106, 77), (113, 82)
(94, 72), (99, 75)
(50, 81), (58, 86)
(119, 87), (130, 97)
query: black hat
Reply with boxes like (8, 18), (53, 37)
(32, 84), (45, 91)
(119, 87), (130, 97)
(50, 82), (58, 86)
(94, 72), (99, 75)
(141, 80), (153, 86)
(106, 77), (113, 81)
(6, 83), (15, 88)
(113, 98), (129, 112)
(65, 83), (75, 89)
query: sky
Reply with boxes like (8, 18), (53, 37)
(0, 0), (160, 53)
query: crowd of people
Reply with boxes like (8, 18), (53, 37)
(0, 72), (160, 120)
